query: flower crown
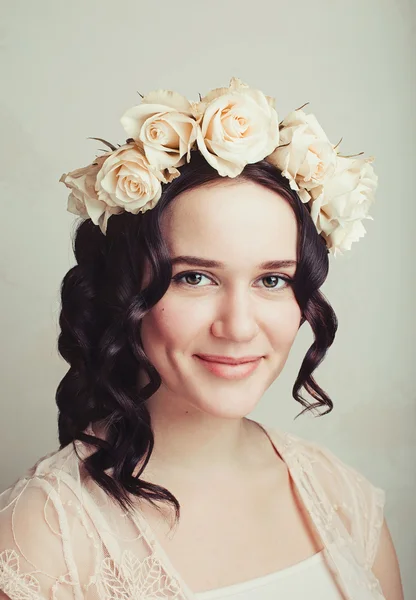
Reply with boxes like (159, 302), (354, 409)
(60, 77), (378, 256)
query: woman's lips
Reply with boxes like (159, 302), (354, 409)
(195, 355), (262, 380)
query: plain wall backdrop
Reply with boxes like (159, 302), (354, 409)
(0, 0), (415, 595)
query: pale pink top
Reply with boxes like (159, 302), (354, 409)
(194, 549), (344, 599)
(0, 421), (386, 600)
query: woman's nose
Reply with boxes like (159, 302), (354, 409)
(211, 288), (259, 341)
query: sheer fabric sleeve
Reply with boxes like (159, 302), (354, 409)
(301, 437), (386, 570)
(0, 446), (188, 600)
(0, 469), (96, 600)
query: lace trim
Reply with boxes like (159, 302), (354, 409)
(99, 550), (182, 599)
(0, 547), (185, 600)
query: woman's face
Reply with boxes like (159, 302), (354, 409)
(140, 179), (302, 419)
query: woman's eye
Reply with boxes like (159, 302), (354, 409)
(173, 272), (213, 286)
(259, 275), (290, 290)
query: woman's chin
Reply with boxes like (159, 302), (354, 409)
(189, 393), (262, 420)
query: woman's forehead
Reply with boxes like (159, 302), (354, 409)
(162, 181), (298, 262)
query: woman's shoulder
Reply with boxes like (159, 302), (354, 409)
(264, 423), (385, 505)
(262, 422), (386, 570)
(2, 442), (69, 490)
(0, 441), (84, 508)
(0, 442), (89, 600)
(281, 426), (383, 489)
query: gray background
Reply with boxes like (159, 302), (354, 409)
(0, 0), (414, 596)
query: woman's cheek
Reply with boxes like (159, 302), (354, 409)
(148, 296), (203, 343)
(268, 298), (302, 344)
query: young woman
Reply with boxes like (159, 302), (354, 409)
(0, 79), (404, 599)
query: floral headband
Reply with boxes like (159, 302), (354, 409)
(59, 77), (378, 256)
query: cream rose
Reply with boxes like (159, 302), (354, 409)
(60, 154), (124, 235)
(309, 156), (378, 255)
(266, 109), (337, 196)
(95, 143), (165, 219)
(195, 77), (279, 178)
(120, 89), (198, 173)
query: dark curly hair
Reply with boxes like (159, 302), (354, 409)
(56, 150), (338, 521)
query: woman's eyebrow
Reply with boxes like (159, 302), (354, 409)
(170, 255), (297, 269)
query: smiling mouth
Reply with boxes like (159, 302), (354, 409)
(194, 355), (263, 380)
(194, 354), (263, 365)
